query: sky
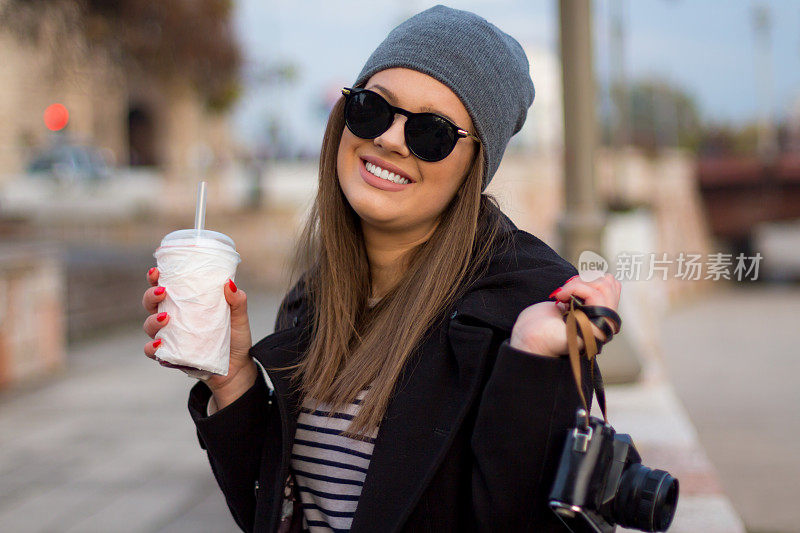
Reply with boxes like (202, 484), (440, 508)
(231, 0), (800, 153)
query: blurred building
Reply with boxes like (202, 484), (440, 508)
(0, 1), (233, 188)
(0, 11), (123, 176)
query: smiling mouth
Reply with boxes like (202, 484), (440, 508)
(361, 158), (413, 185)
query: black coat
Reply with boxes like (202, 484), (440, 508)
(187, 218), (594, 532)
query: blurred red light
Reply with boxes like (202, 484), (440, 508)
(44, 103), (69, 131)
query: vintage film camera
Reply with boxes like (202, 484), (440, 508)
(548, 295), (679, 532)
(548, 409), (679, 532)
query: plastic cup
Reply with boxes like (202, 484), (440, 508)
(153, 228), (241, 379)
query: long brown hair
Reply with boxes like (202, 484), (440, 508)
(272, 93), (512, 439)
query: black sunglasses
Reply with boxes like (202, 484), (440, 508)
(341, 87), (480, 162)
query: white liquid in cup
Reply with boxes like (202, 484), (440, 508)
(153, 229), (241, 379)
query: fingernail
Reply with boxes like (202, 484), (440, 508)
(154, 286), (165, 296)
(148, 267), (156, 277)
(153, 339), (162, 348)
(157, 312), (167, 322)
(566, 275), (579, 284)
(548, 287), (562, 299)
(228, 279), (237, 292)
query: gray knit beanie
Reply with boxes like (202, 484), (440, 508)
(353, 4), (535, 192)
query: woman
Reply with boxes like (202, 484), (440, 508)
(142, 5), (620, 532)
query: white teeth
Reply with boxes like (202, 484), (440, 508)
(365, 161), (410, 185)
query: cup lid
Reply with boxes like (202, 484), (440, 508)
(159, 229), (236, 250)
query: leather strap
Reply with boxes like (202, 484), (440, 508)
(579, 305), (622, 342)
(588, 316), (616, 344)
(579, 305), (622, 333)
(563, 295), (616, 426)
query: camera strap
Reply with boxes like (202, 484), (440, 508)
(563, 295), (620, 427)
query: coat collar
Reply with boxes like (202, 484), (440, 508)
(451, 217), (579, 332)
(252, 217), (577, 532)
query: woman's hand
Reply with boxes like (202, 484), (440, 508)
(142, 267), (257, 399)
(509, 273), (621, 357)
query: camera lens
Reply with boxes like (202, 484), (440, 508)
(613, 464), (679, 531)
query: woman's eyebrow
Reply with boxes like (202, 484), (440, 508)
(367, 83), (461, 126)
(418, 105), (459, 126)
(367, 83), (397, 101)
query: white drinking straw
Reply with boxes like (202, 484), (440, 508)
(194, 181), (207, 243)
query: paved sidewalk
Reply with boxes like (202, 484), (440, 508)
(607, 381), (745, 533)
(660, 284), (800, 533)
(0, 291), (282, 532)
(605, 284), (746, 533)
(0, 289), (745, 532)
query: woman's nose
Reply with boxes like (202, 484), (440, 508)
(374, 114), (410, 157)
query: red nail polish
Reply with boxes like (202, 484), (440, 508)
(157, 312), (167, 322)
(153, 339), (162, 348)
(228, 279), (238, 292)
(154, 286), (165, 296)
(148, 267), (156, 277)
(548, 287), (562, 299)
(566, 275), (579, 284)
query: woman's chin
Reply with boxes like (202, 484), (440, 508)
(345, 191), (401, 221)
(356, 210), (404, 230)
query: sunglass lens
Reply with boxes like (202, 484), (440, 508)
(345, 91), (393, 139)
(406, 115), (457, 162)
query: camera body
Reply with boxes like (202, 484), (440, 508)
(548, 410), (679, 532)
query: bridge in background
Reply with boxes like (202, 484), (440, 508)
(697, 155), (800, 251)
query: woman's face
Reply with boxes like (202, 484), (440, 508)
(336, 67), (478, 236)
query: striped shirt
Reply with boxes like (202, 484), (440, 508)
(291, 386), (378, 532)
(290, 297), (381, 532)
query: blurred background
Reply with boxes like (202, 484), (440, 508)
(0, 1), (798, 532)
